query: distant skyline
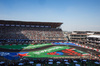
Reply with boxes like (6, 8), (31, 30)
(0, 0), (100, 31)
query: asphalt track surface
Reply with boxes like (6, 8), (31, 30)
(0, 45), (99, 56)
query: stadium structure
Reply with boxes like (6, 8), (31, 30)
(0, 20), (100, 66)
(0, 20), (67, 44)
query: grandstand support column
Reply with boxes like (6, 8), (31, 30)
(88, 51), (92, 59)
(80, 53), (82, 59)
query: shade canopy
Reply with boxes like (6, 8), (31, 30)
(87, 35), (100, 39)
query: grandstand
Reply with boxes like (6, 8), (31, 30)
(0, 20), (100, 66)
(0, 20), (67, 44)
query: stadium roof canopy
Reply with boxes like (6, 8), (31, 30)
(0, 20), (63, 28)
(87, 35), (100, 38)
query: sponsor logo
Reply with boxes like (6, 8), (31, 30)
(47, 52), (63, 55)
(0, 52), (10, 56)
(0, 52), (29, 60)
(33, 46), (63, 55)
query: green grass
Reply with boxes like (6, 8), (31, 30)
(0, 43), (52, 49)
(24, 46), (88, 58)
(25, 46), (70, 58)
(0, 44), (89, 58)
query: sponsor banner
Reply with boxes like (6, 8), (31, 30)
(32, 46), (65, 55)
(0, 47), (90, 60)
(47, 52), (64, 55)
(54, 42), (79, 46)
(0, 43), (52, 50)
(47, 48), (89, 57)
(23, 44), (52, 49)
(0, 52), (29, 60)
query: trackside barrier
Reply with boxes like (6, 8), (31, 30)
(99, 50), (100, 52)
(96, 49), (99, 52)
(94, 48), (97, 51)
(73, 42), (100, 52)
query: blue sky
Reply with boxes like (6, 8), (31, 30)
(0, 0), (100, 31)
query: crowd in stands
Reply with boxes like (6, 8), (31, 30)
(0, 26), (65, 44)
(0, 58), (100, 66)
(85, 43), (100, 49)
(86, 38), (100, 49)
(73, 39), (100, 50)
(21, 28), (64, 40)
(69, 31), (100, 52)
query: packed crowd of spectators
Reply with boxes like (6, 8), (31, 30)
(0, 57), (100, 66)
(0, 26), (65, 44)
(86, 38), (100, 49)
(85, 43), (100, 49)
(75, 41), (99, 49)
(0, 26), (64, 39)
(79, 40), (100, 49)
(73, 40), (100, 52)
(21, 28), (64, 40)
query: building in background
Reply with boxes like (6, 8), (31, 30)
(69, 31), (94, 44)
(86, 35), (100, 49)
(64, 31), (100, 50)
(63, 31), (71, 41)
(64, 31), (93, 43)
